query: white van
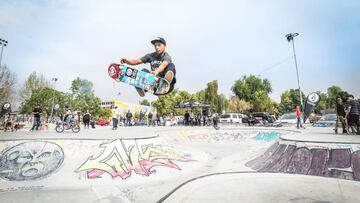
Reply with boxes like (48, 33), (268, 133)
(220, 113), (246, 123)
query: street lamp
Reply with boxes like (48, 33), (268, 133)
(0, 38), (8, 68)
(285, 33), (304, 109)
(50, 77), (58, 119)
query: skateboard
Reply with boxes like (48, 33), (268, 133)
(108, 63), (170, 95)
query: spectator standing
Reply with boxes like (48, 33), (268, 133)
(148, 111), (153, 126)
(345, 95), (360, 135)
(30, 104), (42, 131)
(83, 109), (91, 129)
(112, 108), (119, 130)
(184, 111), (190, 126)
(3, 112), (14, 132)
(295, 106), (303, 129)
(335, 98), (348, 134)
(126, 110), (133, 126)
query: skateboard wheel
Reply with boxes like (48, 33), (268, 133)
(126, 69), (133, 77)
(108, 64), (119, 79)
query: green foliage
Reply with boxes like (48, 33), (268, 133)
(140, 99), (151, 106)
(19, 77), (101, 119)
(99, 108), (112, 119)
(152, 89), (179, 115)
(216, 94), (228, 114)
(19, 87), (70, 116)
(279, 89), (306, 113)
(232, 75), (275, 113)
(0, 65), (17, 104)
(193, 90), (205, 103)
(325, 86), (348, 109)
(203, 80), (227, 114)
(232, 75), (272, 102)
(226, 96), (252, 113)
(70, 77), (94, 100)
(314, 91), (327, 114)
(204, 80), (218, 109)
(69, 77), (101, 118)
(19, 72), (49, 101)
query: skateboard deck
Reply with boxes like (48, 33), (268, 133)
(108, 63), (170, 95)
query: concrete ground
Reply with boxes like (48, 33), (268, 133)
(0, 124), (359, 203)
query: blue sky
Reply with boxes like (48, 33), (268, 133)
(1, 0), (359, 104)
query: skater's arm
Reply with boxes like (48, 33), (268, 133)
(120, 58), (143, 65)
(151, 61), (169, 75)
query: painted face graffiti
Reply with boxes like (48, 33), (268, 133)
(76, 139), (193, 179)
(0, 142), (65, 181)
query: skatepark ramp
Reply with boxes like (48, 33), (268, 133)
(0, 127), (359, 202)
(246, 132), (360, 181)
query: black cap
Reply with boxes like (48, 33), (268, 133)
(151, 37), (166, 46)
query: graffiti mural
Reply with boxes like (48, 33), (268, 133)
(177, 130), (281, 144)
(0, 141), (65, 181)
(252, 132), (280, 142)
(76, 139), (193, 179)
(246, 141), (360, 181)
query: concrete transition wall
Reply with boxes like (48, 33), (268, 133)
(0, 137), (194, 192)
(246, 139), (360, 181)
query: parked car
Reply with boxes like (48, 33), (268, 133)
(275, 112), (310, 125)
(164, 118), (177, 126)
(220, 113), (246, 123)
(276, 113), (297, 124)
(250, 112), (275, 123)
(313, 114), (337, 127)
(96, 119), (110, 126)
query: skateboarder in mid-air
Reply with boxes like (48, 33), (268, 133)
(120, 37), (176, 97)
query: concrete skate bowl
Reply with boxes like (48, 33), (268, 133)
(157, 172), (360, 203)
(0, 135), (204, 202)
(246, 134), (360, 182)
(156, 128), (288, 144)
(2, 127), (359, 203)
(0, 128), (292, 202)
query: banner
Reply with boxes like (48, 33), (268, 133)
(0, 102), (11, 118)
(304, 92), (320, 122)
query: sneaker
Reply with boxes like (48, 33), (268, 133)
(164, 71), (174, 84)
(135, 87), (145, 97)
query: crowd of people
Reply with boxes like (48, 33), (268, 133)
(2, 95), (359, 134)
(335, 95), (360, 135)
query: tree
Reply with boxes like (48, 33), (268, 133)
(193, 90), (205, 103)
(99, 108), (112, 119)
(231, 75), (272, 102)
(231, 75), (275, 113)
(0, 65), (17, 104)
(140, 99), (151, 106)
(69, 77), (101, 118)
(326, 86), (348, 109)
(152, 89), (179, 115)
(19, 87), (71, 117)
(226, 96), (252, 113)
(70, 77), (94, 100)
(314, 91), (327, 114)
(204, 80), (219, 112)
(279, 89), (306, 113)
(19, 72), (49, 102)
(216, 94), (228, 114)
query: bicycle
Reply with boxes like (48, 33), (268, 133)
(55, 117), (80, 133)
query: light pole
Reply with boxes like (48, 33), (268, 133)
(0, 38), (8, 68)
(50, 77), (58, 119)
(286, 33), (304, 109)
